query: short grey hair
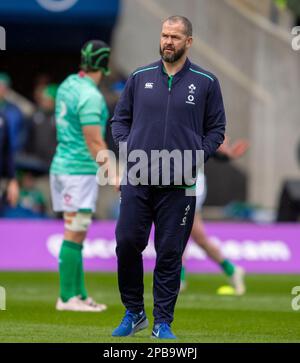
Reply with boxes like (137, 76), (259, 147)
(163, 15), (193, 37)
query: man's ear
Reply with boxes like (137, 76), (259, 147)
(186, 36), (193, 49)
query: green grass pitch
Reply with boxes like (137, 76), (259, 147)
(0, 272), (299, 343)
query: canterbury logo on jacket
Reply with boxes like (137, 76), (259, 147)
(111, 58), (226, 185)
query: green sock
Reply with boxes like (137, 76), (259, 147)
(59, 240), (82, 302)
(220, 259), (236, 277)
(180, 265), (186, 282)
(76, 250), (88, 300)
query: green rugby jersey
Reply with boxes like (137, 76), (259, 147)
(50, 73), (109, 175)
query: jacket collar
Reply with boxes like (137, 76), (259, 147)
(160, 57), (191, 80)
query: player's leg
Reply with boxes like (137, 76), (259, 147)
(58, 209), (107, 311)
(180, 172), (206, 291)
(73, 175), (108, 309)
(180, 255), (187, 291)
(68, 225), (88, 301)
(51, 175), (106, 311)
(152, 188), (195, 339)
(180, 172), (245, 295)
(191, 211), (224, 263)
(58, 218), (87, 304)
(191, 212), (245, 295)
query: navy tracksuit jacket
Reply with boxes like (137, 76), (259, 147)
(111, 58), (226, 324)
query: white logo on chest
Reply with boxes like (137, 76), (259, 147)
(145, 82), (154, 89)
(189, 84), (196, 94)
(186, 84), (196, 105)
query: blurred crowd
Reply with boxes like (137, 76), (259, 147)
(0, 71), (125, 219)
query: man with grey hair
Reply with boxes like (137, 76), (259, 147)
(111, 15), (226, 339)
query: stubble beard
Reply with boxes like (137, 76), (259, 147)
(159, 45), (186, 63)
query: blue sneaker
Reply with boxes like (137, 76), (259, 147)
(112, 310), (148, 337)
(151, 323), (177, 339)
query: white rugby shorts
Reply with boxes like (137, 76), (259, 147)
(50, 174), (98, 212)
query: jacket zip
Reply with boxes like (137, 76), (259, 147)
(162, 75), (173, 148)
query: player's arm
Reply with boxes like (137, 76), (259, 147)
(110, 74), (134, 146)
(78, 92), (116, 179)
(202, 78), (226, 162)
(82, 125), (107, 163)
(83, 124), (119, 188)
(78, 90), (109, 162)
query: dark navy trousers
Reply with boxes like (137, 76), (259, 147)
(115, 184), (196, 324)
